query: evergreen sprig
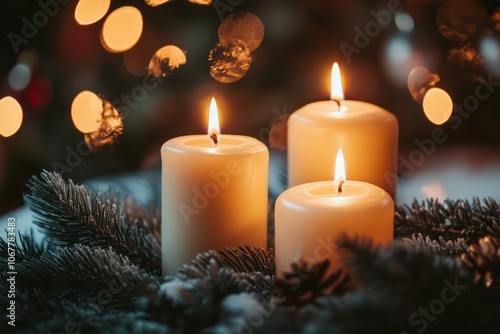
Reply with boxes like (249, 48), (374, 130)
(274, 260), (353, 309)
(4, 170), (500, 333)
(13, 244), (159, 311)
(399, 233), (470, 258)
(296, 236), (500, 334)
(395, 197), (500, 242)
(24, 170), (161, 270)
(0, 230), (48, 269)
(0, 286), (55, 326)
(178, 246), (275, 279)
(177, 246), (275, 298)
(461, 235), (500, 289)
(336, 235), (469, 297)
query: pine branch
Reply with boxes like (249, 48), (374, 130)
(193, 259), (274, 298)
(178, 246), (275, 279)
(17, 229), (52, 260)
(140, 278), (222, 331)
(14, 244), (160, 311)
(335, 235), (380, 285)
(336, 235), (470, 302)
(18, 302), (169, 334)
(0, 287), (59, 326)
(461, 235), (500, 289)
(121, 197), (161, 237)
(141, 274), (273, 333)
(274, 260), (353, 310)
(24, 170), (161, 270)
(177, 246), (275, 300)
(0, 230), (52, 300)
(300, 236), (500, 334)
(395, 198), (500, 243)
(399, 233), (469, 258)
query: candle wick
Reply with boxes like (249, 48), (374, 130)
(210, 133), (219, 146)
(337, 180), (345, 194)
(333, 98), (342, 111)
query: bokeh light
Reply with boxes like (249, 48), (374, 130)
(436, 0), (488, 42)
(101, 6), (143, 53)
(209, 40), (251, 83)
(8, 64), (31, 91)
(481, 36), (500, 63)
(421, 182), (447, 202)
(145, 0), (172, 6)
(186, 0), (212, 5)
(480, 36), (500, 75)
(448, 45), (484, 69)
(383, 35), (414, 85)
(148, 45), (187, 78)
(0, 96), (23, 137)
(387, 36), (411, 63)
(395, 13), (415, 33)
(493, 8), (500, 31)
(84, 98), (123, 152)
(71, 90), (103, 134)
(407, 66), (440, 104)
(218, 12), (265, 52)
(422, 88), (453, 125)
(17, 50), (38, 70)
(75, 0), (111, 25)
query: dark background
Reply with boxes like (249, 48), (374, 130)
(0, 0), (499, 215)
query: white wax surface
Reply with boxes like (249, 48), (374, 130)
(275, 180), (394, 276)
(288, 100), (399, 198)
(161, 134), (268, 275)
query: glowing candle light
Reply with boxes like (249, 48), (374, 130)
(275, 148), (394, 276)
(161, 98), (269, 275)
(288, 63), (399, 198)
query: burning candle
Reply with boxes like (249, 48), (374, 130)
(161, 98), (269, 275)
(288, 63), (399, 198)
(275, 149), (393, 276)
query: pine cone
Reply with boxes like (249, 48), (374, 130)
(461, 235), (500, 288)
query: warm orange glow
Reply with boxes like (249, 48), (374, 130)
(71, 90), (103, 134)
(145, 0), (172, 7)
(334, 148), (346, 183)
(101, 6), (143, 53)
(187, 0), (212, 5)
(218, 12), (265, 52)
(0, 96), (23, 137)
(84, 98), (123, 152)
(148, 45), (187, 77)
(422, 88), (453, 125)
(208, 97), (220, 140)
(331, 62), (344, 102)
(75, 0), (110, 25)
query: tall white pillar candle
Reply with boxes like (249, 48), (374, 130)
(288, 63), (399, 198)
(161, 98), (269, 275)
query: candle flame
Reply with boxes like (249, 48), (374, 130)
(208, 97), (220, 144)
(334, 148), (346, 192)
(330, 62), (344, 103)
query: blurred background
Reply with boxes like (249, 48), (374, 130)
(0, 0), (499, 216)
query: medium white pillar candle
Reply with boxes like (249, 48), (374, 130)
(288, 63), (398, 198)
(276, 149), (394, 276)
(161, 98), (269, 275)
